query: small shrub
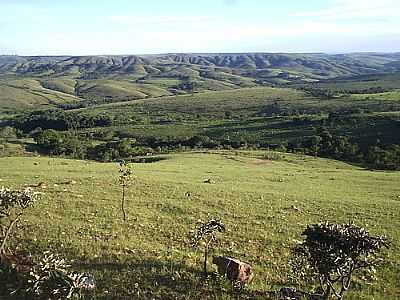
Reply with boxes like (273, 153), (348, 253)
(118, 160), (133, 221)
(27, 252), (79, 299)
(31, 252), (96, 299)
(191, 219), (225, 276)
(1, 251), (95, 299)
(291, 222), (390, 299)
(0, 187), (40, 254)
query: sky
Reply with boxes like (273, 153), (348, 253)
(0, 0), (399, 55)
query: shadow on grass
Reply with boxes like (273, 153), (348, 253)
(0, 247), (322, 300)
(74, 259), (283, 300)
(75, 259), (201, 299)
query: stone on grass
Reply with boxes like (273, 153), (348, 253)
(212, 256), (253, 284)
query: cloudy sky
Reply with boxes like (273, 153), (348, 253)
(0, 0), (399, 55)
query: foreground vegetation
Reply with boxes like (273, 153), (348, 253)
(1, 152), (399, 299)
(0, 53), (399, 298)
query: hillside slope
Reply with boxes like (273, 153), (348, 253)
(1, 53), (399, 112)
(0, 152), (399, 299)
(1, 53), (400, 79)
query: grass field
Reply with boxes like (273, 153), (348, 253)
(0, 77), (81, 111)
(74, 85), (399, 147)
(304, 73), (400, 92)
(1, 55), (400, 299)
(1, 151), (399, 299)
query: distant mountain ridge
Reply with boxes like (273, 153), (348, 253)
(1, 52), (400, 112)
(1, 53), (400, 79)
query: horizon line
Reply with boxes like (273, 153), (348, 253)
(1, 51), (400, 58)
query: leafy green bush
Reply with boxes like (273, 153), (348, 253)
(1, 252), (95, 299)
(292, 222), (390, 300)
(0, 187), (40, 254)
(27, 252), (95, 299)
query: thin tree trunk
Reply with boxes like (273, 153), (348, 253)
(326, 279), (342, 300)
(203, 244), (208, 276)
(121, 185), (126, 221)
(323, 285), (331, 300)
(0, 213), (22, 254)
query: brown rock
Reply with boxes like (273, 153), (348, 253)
(212, 256), (253, 284)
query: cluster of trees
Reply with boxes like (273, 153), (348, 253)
(32, 126), (399, 170)
(258, 102), (330, 118)
(291, 128), (400, 170)
(58, 100), (106, 110)
(364, 144), (400, 170)
(89, 140), (153, 162)
(300, 86), (390, 97)
(12, 110), (113, 133)
(33, 130), (152, 161)
(33, 130), (253, 162)
(293, 128), (360, 161)
(4, 107), (398, 170)
(300, 87), (337, 99)
(343, 86), (389, 94)
(137, 135), (253, 152)
(34, 129), (89, 159)
(175, 80), (196, 93)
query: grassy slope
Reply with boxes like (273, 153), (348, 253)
(1, 80), (398, 147)
(0, 74), (251, 112)
(40, 78), (77, 95)
(1, 152), (399, 299)
(77, 80), (173, 101)
(0, 78), (81, 111)
(82, 87), (306, 115)
(302, 73), (400, 92)
(1, 60), (399, 114)
(80, 85), (400, 120)
(77, 86), (400, 146)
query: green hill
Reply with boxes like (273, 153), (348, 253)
(0, 77), (81, 111)
(0, 53), (399, 299)
(1, 152), (399, 299)
(1, 53), (400, 112)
